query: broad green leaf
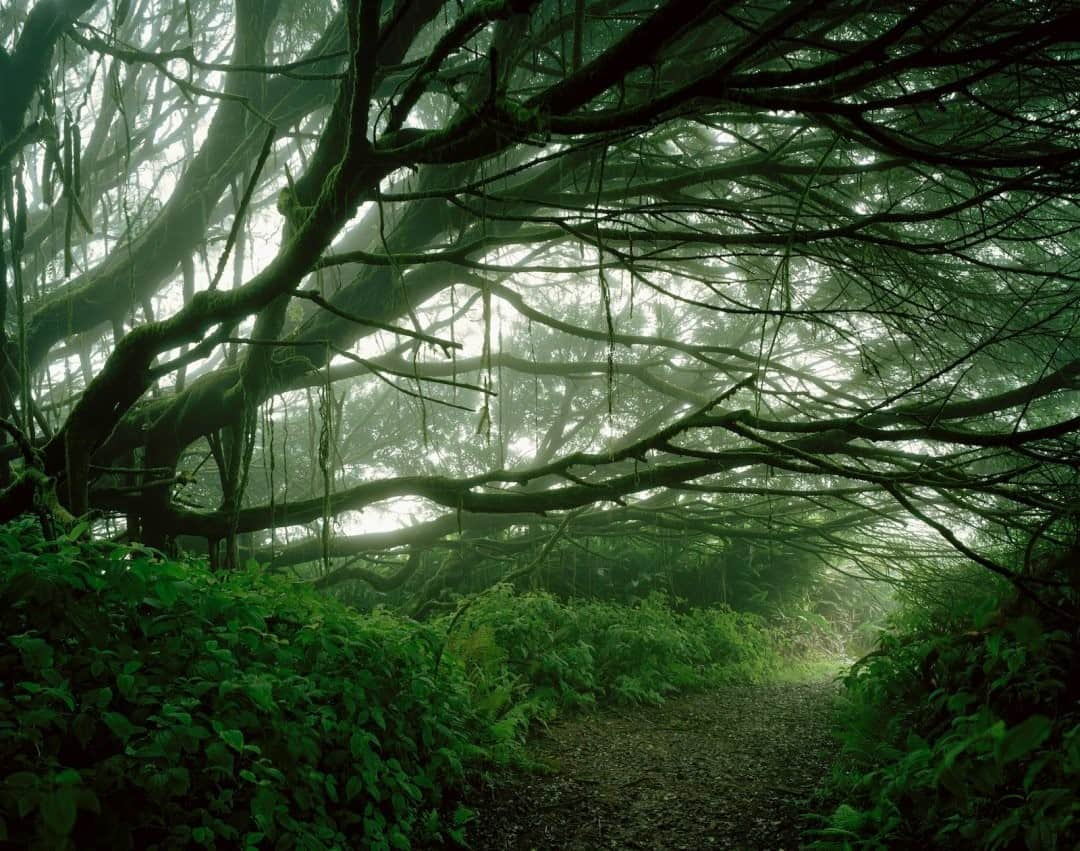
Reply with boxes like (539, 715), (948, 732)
(997, 715), (1052, 765)
(251, 787), (277, 834)
(40, 787), (77, 836)
(53, 769), (81, 786)
(116, 673), (136, 699)
(453, 805), (475, 826)
(12, 635), (53, 672)
(84, 686), (113, 709)
(244, 679), (274, 711)
(218, 727), (244, 753)
(152, 580), (179, 608)
(166, 767), (190, 796)
(350, 729), (377, 758)
(103, 711), (137, 742)
(204, 741), (234, 773)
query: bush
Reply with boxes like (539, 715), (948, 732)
(0, 521), (796, 849)
(807, 558), (1080, 850)
(444, 587), (783, 740)
(0, 520), (479, 850)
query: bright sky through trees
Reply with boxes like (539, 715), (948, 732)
(0, 0), (1077, 597)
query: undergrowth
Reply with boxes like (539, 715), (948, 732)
(0, 520), (789, 849)
(441, 586), (783, 757)
(0, 518), (481, 850)
(807, 554), (1080, 850)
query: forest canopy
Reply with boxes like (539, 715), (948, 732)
(1, 0), (1078, 600)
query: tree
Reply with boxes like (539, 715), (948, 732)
(1, 0), (1077, 602)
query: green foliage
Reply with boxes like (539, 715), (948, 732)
(444, 587), (783, 747)
(464, 535), (888, 663)
(807, 559), (1080, 850)
(0, 521), (797, 848)
(0, 519), (482, 850)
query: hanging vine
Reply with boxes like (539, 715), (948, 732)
(262, 393), (277, 565)
(593, 144), (616, 417)
(319, 343), (334, 574)
(2, 161), (31, 437)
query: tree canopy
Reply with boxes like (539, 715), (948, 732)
(1, 0), (1077, 599)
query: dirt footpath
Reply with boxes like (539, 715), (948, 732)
(464, 681), (838, 850)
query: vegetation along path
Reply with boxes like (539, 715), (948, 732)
(465, 680), (838, 850)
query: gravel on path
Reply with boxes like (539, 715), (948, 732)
(463, 680), (839, 851)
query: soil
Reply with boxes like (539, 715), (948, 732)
(461, 680), (839, 851)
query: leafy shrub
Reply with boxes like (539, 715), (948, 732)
(807, 557), (1080, 850)
(0, 520), (796, 849)
(444, 587), (782, 739)
(0, 520), (479, 850)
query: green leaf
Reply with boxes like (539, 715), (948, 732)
(251, 787), (278, 834)
(62, 521), (91, 543)
(243, 679), (274, 711)
(116, 673), (136, 700)
(166, 766), (190, 796)
(997, 715), (1052, 765)
(351, 729), (376, 758)
(12, 634), (53, 672)
(218, 727), (244, 753)
(54, 769), (81, 786)
(103, 711), (138, 742)
(204, 741), (234, 774)
(84, 686), (113, 709)
(41, 787), (77, 836)
(452, 805), (475, 827)
(42, 684), (76, 711)
(153, 579), (179, 608)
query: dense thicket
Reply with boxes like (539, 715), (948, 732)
(0, 519), (787, 849)
(810, 548), (1080, 850)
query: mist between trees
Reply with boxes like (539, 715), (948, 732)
(0, 0), (1077, 618)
